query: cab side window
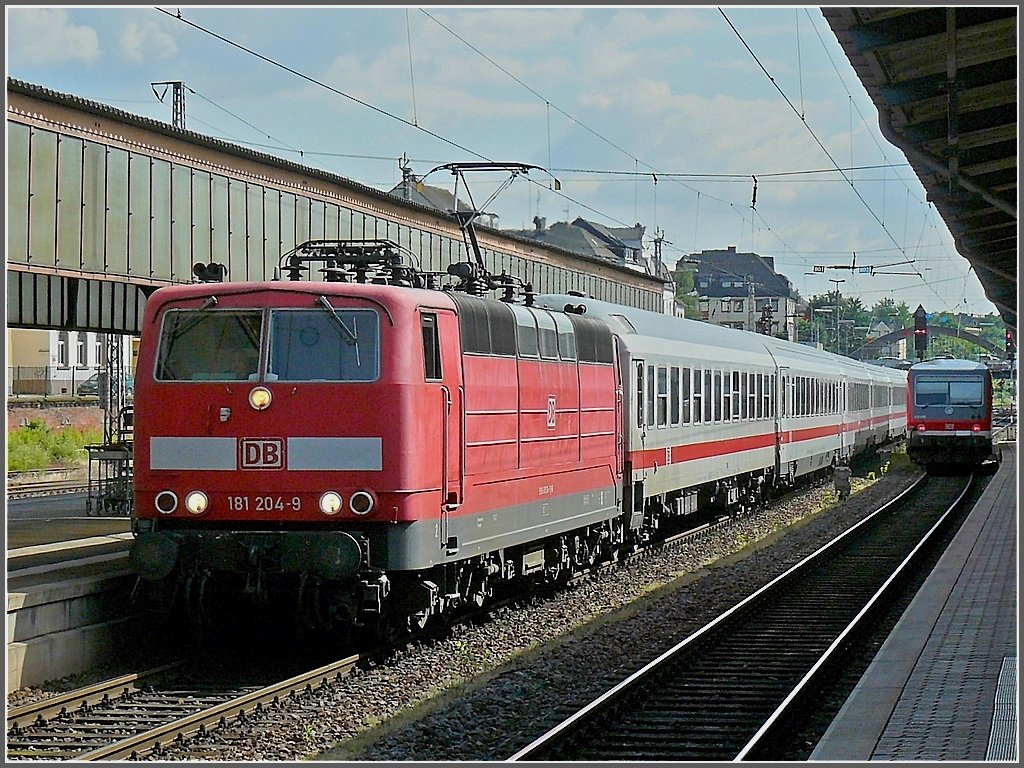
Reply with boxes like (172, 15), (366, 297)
(422, 313), (442, 380)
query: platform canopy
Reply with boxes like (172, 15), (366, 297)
(824, 7), (1017, 333)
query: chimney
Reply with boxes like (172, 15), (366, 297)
(533, 216), (546, 231)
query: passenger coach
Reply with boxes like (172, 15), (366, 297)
(535, 294), (907, 539)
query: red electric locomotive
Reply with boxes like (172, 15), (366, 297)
(906, 358), (995, 472)
(130, 240), (623, 633)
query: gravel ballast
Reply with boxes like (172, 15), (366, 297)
(163, 463), (919, 761)
(8, 462), (922, 762)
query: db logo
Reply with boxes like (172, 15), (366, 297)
(240, 438), (284, 469)
(547, 395), (557, 429)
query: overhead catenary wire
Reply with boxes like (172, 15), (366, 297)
(153, 6), (976, 310)
(719, 8), (911, 263)
(721, 8), (958, 310)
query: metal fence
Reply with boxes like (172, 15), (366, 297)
(7, 366), (101, 397)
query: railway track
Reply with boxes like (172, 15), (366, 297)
(510, 472), (975, 762)
(7, 478), (90, 499)
(5, 656), (360, 761)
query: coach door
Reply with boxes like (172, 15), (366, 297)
(776, 365), (790, 477)
(839, 376), (851, 459)
(422, 310), (463, 554)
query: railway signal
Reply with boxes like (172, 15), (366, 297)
(913, 305), (928, 360)
(1006, 330), (1016, 361)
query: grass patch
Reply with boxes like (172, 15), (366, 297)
(6, 419), (103, 472)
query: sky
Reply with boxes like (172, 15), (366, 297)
(4, 4), (1002, 318)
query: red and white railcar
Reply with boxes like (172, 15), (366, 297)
(906, 358), (994, 471)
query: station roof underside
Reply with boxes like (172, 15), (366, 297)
(824, 7), (1017, 333)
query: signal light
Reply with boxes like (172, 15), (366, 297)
(1006, 330), (1016, 360)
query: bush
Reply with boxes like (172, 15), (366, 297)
(7, 419), (103, 472)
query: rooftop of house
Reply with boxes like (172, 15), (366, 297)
(683, 246), (796, 299)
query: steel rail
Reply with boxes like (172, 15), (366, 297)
(6, 662), (186, 732)
(508, 473), (936, 761)
(735, 472), (975, 760)
(73, 654), (361, 761)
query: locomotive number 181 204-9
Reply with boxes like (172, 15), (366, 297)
(227, 496), (302, 512)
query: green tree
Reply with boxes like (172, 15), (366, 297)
(671, 261), (701, 318)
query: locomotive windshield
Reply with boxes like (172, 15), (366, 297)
(912, 376), (986, 419)
(156, 309), (262, 381)
(268, 308), (379, 382)
(154, 306), (380, 383)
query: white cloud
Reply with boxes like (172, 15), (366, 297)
(7, 8), (100, 65)
(120, 18), (178, 64)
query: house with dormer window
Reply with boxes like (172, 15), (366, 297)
(681, 246), (800, 340)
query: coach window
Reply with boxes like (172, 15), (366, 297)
(737, 370), (745, 421)
(750, 374), (756, 419)
(692, 368), (702, 424)
(714, 371), (723, 422)
(681, 367), (691, 424)
(552, 313), (576, 360)
(657, 366), (669, 427)
(755, 374), (763, 419)
(421, 313), (442, 381)
(534, 310), (559, 360)
(670, 367), (680, 426)
(722, 371), (732, 422)
(704, 369), (713, 422)
(647, 365), (656, 428)
(511, 305), (539, 358)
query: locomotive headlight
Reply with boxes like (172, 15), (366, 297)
(350, 490), (375, 516)
(184, 490), (209, 515)
(319, 491), (344, 516)
(248, 386), (272, 411)
(155, 490), (178, 515)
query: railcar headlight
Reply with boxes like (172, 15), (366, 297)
(248, 386), (272, 410)
(155, 490), (178, 515)
(350, 490), (375, 516)
(972, 424), (981, 432)
(319, 491), (344, 516)
(917, 424), (925, 431)
(184, 490), (209, 515)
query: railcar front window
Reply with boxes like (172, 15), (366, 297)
(913, 377), (985, 418)
(949, 381), (983, 405)
(156, 309), (262, 381)
(269, 309), (379, 382)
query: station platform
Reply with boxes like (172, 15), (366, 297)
(812, 443), (1018, 761)
(7, 515), (132, 582)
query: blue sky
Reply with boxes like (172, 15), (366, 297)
(5, 5), (1000, 317)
